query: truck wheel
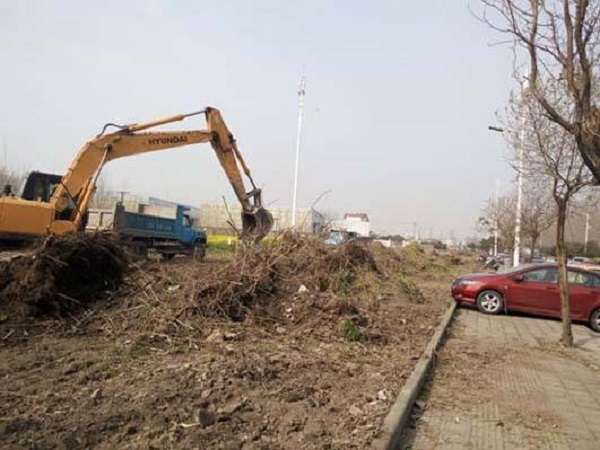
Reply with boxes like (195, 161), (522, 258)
(131, 241), (148, 260)
(193, 243), (206, 261)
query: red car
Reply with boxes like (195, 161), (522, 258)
(452, 264), (600, 332)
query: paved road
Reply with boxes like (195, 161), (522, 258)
(400, 307), (600, 449)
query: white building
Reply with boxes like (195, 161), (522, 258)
(198, 203), (325, 235)
(331, 213), (371, 237)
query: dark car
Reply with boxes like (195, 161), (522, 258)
(452, 264), (600, 332)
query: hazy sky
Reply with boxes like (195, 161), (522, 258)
(0, 0), (517, 237)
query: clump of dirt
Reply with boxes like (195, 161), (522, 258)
(193, 233), (379, 321)
(0, 233), (128, 317)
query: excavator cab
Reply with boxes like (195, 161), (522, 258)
(20, 172), (78, 221)
(20, 171), (62, 202)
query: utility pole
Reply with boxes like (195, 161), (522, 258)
(118, 190), (128, 204)
(513, 81), (529, 268)
(291, 74), (306, 228)
(584, 211), (591, 255)
(514, 120), (524, 267)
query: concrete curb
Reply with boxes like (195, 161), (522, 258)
(371, 301), (457, 450)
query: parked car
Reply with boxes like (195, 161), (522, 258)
(570, 256), (595, 264)
(568, 256), (600, 272)
(530, 253), (546, 264)
(451, 264), (600, 332)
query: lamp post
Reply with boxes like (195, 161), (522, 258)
(291, 75), (306, 228)
(488, 123), (525, 268)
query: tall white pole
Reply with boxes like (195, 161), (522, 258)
(291, 75), (306, 228)
(584, 211), (591, 255)
(514, 137), (524, 267)
(513, 81), (528, 268)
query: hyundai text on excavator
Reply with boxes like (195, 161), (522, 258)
(0, 107), (273, 244)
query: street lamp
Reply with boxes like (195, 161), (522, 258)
(291, 75), (306, 228)
(488, 124), (525, 268)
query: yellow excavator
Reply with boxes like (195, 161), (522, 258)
(0, 107), (273, 243)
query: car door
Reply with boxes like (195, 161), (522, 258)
(508, 267), (559, 316)
(566, 269), (597, 320)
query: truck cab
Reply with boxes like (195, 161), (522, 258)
(178, 207), (204, 246)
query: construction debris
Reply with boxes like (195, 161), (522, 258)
(0, 233), (128, 317)
(0, 231), (473, 449)
(193, 233), (379, 322)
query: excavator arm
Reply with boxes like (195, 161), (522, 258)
(50, 108), (272, 241)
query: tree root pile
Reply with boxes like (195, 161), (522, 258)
(0, 234), (128, 317)
(193, 233), (382, 321)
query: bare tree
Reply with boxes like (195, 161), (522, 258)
(521, 178), (555, 259)
(479, 191), (517, 253)
(506, 87), (594, 346)
(481, 180), (553, 259)
(0, 167), (24, 195)
(479, 0), (600, 182)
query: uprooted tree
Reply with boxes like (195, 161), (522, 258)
(479, 0), (600, 182)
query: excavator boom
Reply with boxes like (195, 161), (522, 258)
(1, 108), (273, 243)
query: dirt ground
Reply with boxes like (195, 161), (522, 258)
(0, 240), (469, 449)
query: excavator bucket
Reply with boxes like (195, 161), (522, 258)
(241, 208), (273, 242)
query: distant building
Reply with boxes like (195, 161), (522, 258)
(91, 191), (200, 221)
(540, 208), (600, 249)
(374, 235), (404, 248)
(198, 203), (325, 235)
(330, 212), (371, 237)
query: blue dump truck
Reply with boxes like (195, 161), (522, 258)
(87, 203), (207, 260)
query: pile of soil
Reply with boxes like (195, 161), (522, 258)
(0, 233), (128, 317)
(193, 233), (380, 321)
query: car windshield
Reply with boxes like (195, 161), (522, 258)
(494, 266), (523, 275)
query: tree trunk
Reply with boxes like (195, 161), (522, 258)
(530, 233), (540, 262)
(556, 200), (573, 347)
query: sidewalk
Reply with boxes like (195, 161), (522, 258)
(399, 308), (600, 449)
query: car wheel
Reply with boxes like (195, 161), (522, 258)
(590, 309), (600, 333)
(476, 290), (504, 315)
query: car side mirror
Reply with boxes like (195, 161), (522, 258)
(513, 274), (524, 282)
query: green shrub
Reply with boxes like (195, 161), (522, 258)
(340, 319), (362, 342)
